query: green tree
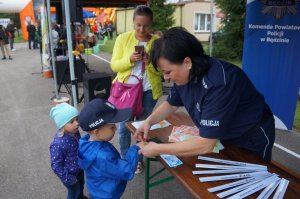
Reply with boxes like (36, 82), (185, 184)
(213, 0), (246, 60)
(0, 13), (21, 29)
(149, 0), (175, 32)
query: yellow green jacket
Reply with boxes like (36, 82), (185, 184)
(110, 31), (162, 100)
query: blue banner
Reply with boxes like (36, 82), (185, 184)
(242, 0), (300, 130)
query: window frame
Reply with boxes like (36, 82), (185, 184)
(193, 12), (215, 33)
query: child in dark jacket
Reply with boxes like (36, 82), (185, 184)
(50, 103), (88, 199)
(0, 25), (12, 60)
(78, 99), (144, 199)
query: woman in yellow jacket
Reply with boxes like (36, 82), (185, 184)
(111, 6), (162, 174)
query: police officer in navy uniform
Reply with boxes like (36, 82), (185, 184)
(134, 27), (275, 162)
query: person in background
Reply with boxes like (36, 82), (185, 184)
(0, 25), (13, 60)
(78, 99), (145, 199)
(6, 20), (16, 51)
(37, 20), (42, 54)
(27, 21), (36, 49)
(91, 21), (98, 36)
(110, 5), (163, 174)
(51, 22), (59, 49)
(34, 22), (40, 49)
(135, 27), (275, 162)
(108, 21), (114, 39)
(49, 103), (88, 199)
(97, 22), (102, 39)
(103, 21), (109, 38)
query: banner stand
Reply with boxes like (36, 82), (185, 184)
(242, 0), (300, 130)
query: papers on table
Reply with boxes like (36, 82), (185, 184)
(227, 175), (280, 199)
(212, 140), (224, 153)
(272, 178), (289, 199)
(160, 154), (183, 167)
(168, 125), (224, 153)
(131, 120), (171, 130)
(207, 176), (270, 193)
(199, 171), (269, 182)
(193, 156), (289, 198)
(197, 156), (266, 169)
(168, 125), (199, 142)
(193, 168), (266, 175)
(257, 178), (281, 199)
(195, 164), (267, 171)
(217, 176), (276, 198)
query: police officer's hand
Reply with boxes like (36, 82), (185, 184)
(135, 140), (146, 148)
(134, 119), (151, 141)
(130, 52), (143, 63)
(139, 142), (159, 157)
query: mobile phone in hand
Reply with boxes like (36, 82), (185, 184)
(135, 45), (145, 56)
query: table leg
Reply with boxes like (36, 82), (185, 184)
(144, 157), (175, 199)
(145, 157), (150, 199)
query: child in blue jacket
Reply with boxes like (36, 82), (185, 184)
(78, 99), (144, 199)
(50, 103), (88, 199)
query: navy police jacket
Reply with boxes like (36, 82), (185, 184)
(167, 58), (268, 143)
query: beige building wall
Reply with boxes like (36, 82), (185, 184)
(173, 6), (183, 27)
(115, 8), (134, 35)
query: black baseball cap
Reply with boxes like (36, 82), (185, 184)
(78, 98), (132, 131)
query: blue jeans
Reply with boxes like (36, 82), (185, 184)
(28, 34), (35, 49)
(64, 171), (85, 199)
(9, 38), (14, 49)
(118, 90), (157, 161)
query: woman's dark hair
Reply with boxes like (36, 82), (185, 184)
(133, 5), (153, 22)
(150, 27), (210, 78)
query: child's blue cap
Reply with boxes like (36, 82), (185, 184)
(78, 98), (132, 132)
(50, 103), (78, 129)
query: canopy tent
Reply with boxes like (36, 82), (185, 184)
(50, 0), (148, 7)
(0, 0), (31, 13)
(0, 0), (148, 13)
(82, 9), (96, 19)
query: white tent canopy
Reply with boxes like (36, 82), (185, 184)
(0, 0), (31, 13)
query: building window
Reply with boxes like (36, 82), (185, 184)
(194, 13), (214, 32)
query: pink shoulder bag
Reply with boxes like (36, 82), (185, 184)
(109, 35), (152, 117)
(108, 64), (145, 117)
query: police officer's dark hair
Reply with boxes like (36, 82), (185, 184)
(150, 27), (210, 79)
(133, 5), (153, 22)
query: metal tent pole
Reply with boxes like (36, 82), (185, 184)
(46, 0), (60, 99)
(63, 0), (78, 108)
(209, 0), (214, 57)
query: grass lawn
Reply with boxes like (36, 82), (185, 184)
(14, 30), (25, 43)
(101, 40), (300, 132)
(99, 35), (117, 54)
(294, 102), (300, 131)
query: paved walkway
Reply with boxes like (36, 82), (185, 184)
(0, 42), (299, 199)
(0, 43), (191, 199)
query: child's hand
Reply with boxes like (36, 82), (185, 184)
(139, 142), (159, 157)
(136, 141), (148, 149)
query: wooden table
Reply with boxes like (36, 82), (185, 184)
(126, 112), (300, 199)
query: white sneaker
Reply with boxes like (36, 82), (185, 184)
(11, 49), (16, 52)
(135, 161), (144, 174)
